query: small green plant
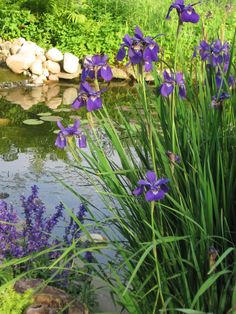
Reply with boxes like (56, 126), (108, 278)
(0, 285), (33, 314)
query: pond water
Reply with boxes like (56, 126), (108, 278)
(0, 68), (135, 218)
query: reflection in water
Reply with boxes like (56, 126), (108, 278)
(0, 74), (135, 214)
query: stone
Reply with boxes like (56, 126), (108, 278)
(38, 55), (46, 62)
(45, 60), (60, 74)
(15, 279), (88, 314)
(12, 37), (26, 46)
(25, 304), (50, 314)
(110, 66), (129, 80)
(0, 49), (10, 60)
(6, 53), (35, 74)
(42, 69), (49, 77)
(30, 58), (43, 76)
(63, 87), (77, 105)
(10, 45), (21, 55)
(32, 76), (46, 85)
(19, 41), (37, 55)
(57, 69), (81, 80)
(35, 46), (45, 56)
(46, 48), (63, 62)
(48, 74), (59, 81)
(63, 53), (79, 74)
(2, 41), (12, 50)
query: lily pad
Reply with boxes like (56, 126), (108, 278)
(40, 116), (62, 122)
(23, 119), (44, 125)
(37, 112), (52, 117)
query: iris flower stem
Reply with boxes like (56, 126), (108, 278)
(174, 21), (182, 71)
(69, 138), (82, 163)
(151, 201), (165, 312)
(171, 93), (176, 152)
(140, 69), (156, 172)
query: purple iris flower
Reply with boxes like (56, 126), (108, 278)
(55, 119), (86, 149)
(166, 0), (200, 24)
(72, 82), (105, 112)
(211, 92), (230, 109)
(160, 70), (186, 98)
(82, 54), (113, 82)
(133, 171), (169, 202)
(116, 26), (161, 72)
(194, 39), (230, 71)
(215, 71), (235, 90)
(166, 151), (181, 163)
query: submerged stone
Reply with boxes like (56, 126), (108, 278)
(0, 192), (9, 199)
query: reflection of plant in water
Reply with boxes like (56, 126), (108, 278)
(2, 145), (18, 162)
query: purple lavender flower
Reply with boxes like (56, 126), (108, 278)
(116, 26), (161, 72)
(64, 204), (87, 245)
(0, 201), (23, 258)
(160, 70), (186, 98)
(133, 171), (169, 202)
(21, 185), (64, 254)
(82, 54), (113, 82)
(84, 251), (93, 263)
(72, 82), (106, 112)
(55, 119), (86, 149)
(166, 151), (181, 163)
(166, 0), (200, 23)
(211, 92), (230, 109)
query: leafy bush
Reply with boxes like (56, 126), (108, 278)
(0, 0), (234, 64)
(0, 285), (32, 314)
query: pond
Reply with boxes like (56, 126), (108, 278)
(0, 68), (135, 217)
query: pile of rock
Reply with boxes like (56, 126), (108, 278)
(0, 38), (81, 84)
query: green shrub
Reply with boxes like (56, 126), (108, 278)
(0, 285), (33, 314)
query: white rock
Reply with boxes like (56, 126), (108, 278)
(6, 53), (36, 74)
(45, 60), (60, 74)
(10, 45), (21, 55)
(63, 87), (77, 105)
(63, 52), (79, 74)
(35, 46), (44, 56)
(48, 74), (59, 81)
(32, 75), (46, 85)
(12, 37), (26, 46)
(30, 58), (43, 75)
(42, 69), (49, 77)
(19, 42), (37, 55)
(46, 48), (63, 62)
(38, 55), (46, 62)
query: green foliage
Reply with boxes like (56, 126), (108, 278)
(0, 0), (235, 64)
(0, 285), (33, 314)
(59, 26), (236, 314)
